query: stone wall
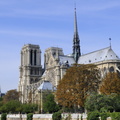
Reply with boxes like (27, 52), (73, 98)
(0, 114), (112, 120)
(7, 114), (27, 120)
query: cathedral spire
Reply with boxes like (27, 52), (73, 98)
(73, 7), (81, 63)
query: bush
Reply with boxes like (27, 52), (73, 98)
(110, 112), (120, 120)
(52, 111), (61, 120)
(100, 112), (109, 120)
(27, 113), (33, 120)
(87, 111), (100, 120)
(1, 113), (7, 120)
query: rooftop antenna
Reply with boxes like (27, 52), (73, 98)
(109, 38), (111, 48)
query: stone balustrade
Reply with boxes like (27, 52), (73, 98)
(0, 113), (112, 120)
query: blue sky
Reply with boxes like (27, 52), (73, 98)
(0, 0), (120, 93)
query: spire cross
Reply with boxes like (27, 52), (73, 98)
(109, 38), (111, 48)
(74, 1), (76, 10)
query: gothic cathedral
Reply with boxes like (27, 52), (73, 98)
(18, 8), (120, 103)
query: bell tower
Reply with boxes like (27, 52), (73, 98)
(18, 44), (42, 103)
(73, 7), (81, 63)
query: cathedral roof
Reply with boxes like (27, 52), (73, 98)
(78, 47), (120, 64)
(38, 81), (56, 91)
(59, 55), (75, 66)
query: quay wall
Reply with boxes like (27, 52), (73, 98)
(0, 113), (112, 120)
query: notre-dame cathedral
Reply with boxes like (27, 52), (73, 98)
(18, 8), (120, 103)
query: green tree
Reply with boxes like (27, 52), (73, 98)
(22, 103), (38, 113)
(27, 113), (33, 120)
(85, 93), (114, 112)
(87, 111), (100, 120)
(52, 111), (61, 120)
(56, 64), (100, 110)
(43, 93), (60, 113)
(100, 72), (120, 95)
(3, 100), (21, 113)
(0, 97), (3, 101)
(1, 113), (7, 120)
(3, 89), (20, 103)
(110, 94), (120, 112)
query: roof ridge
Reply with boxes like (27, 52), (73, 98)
(81, 46), (110, 57)
(59, 55), (74, 58)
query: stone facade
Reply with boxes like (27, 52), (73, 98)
(18, 44), (43, 103)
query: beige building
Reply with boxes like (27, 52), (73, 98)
(18, 8), (120, 103)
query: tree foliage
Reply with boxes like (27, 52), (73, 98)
(0, 100), (22, 113)
(3, 89), (20, 103)
(43, 93), (60, 113)
(100, 72), (120, 95)
(1, 113), (7, 120)
(0, 97), (3, 101)
(52, 111), (62, 120)
(85, 93), (120, 112)
(87, 111), (100, 120)
(22, 103), (38, 114)
(85, 93), (113, 112)
(27, 113), (33, 120)
(56, 64), (100, 108)
(0, 89), (37, 113)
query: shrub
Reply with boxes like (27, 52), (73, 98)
(87, 111), (100, 120)
(27, 113), (33, 120)
(110, 112), (120, 120)
(1, 113), (7, 120)
(100, 112), (109, 120)
(52, 111), (61, 120)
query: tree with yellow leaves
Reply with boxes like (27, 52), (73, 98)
(56, 64), (100, 111)
(100, 72), (120, 95)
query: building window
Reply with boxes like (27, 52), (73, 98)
(34, 50), (37, 65)
(30, 69), (33, 75)
(30, 50), (33, 65)
(30, 78), (34, 84)
(35, 78), (38, 83)
(109, 66), (114, 72)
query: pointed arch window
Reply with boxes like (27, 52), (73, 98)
(34, 50), (37, 65)
(30, 50), (33, 65)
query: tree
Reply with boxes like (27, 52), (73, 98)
(0, 100), (22, 113)
(43, 93), (60, 113)
(111, 94), (120, 112)
(100, 72), (120, 95)
(56, 64), (100, 110)
(0, 97), (3, 101)
(52, 111), (62, 120)
(22, 103), (38, 113)
(85, 93), (113, 112)
(3, 89), (20, 103)
(4, 100), (22, 113)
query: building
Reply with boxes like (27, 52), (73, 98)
(0, 87), (5, 97)
(18, 8), (120, 103)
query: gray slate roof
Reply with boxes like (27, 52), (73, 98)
(78, 47), (120, 64)
(59, 55), (75, 66)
